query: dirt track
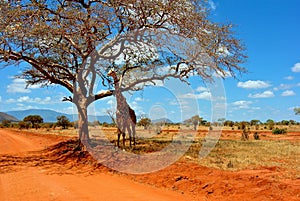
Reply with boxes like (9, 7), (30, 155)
(0, 129), (193, 201)
(0, 129), (299, 201)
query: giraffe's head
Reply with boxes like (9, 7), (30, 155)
(108, 68), (120, 84)
(107, 68), (116, 77)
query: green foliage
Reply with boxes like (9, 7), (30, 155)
(56, 116), (71, 129)
(137, 118), (152, 129)
(1, 120), (11, 128)
(23, 115), (43, 129)
(18, 121), (30, 129)
(272, 127), (287, 135)
(184, 115), (203, 130)
(294, 108), (300, 115)
(253, 132), (260, 140)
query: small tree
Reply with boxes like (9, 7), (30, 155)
(253, 132), (260, 140)
(266, 119), (275, 130)
(56, 116), (71, 129)
(1, 120), (11, 128)
(138, 118), (152, 130)
(23, 115), (43, 129)
(184, 115), (203, 130)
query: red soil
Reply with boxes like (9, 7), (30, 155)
(0, 129), (299, 201)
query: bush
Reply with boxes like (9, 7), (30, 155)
(253, 132), (260, 140)
(241, 129), (249, 141)
(272, 127), (287, 135)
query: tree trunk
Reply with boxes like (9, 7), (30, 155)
(74, 96), (90, 151)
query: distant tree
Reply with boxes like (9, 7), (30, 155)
(238, 121), (249, 130)
(224, 120), (235, 127)
(250, 119), (261, 126)
(294, 108), (300, 115)
(280, 120), (290, 126)
(138, 118), (152, 130)
(1, 120), (11, 128)
(18, 121), (30, 130)
(56, 116), (71, 129)
(266, 119), (275, 130)
(23, 115), (43, 129)
(184, 115), (203, 130)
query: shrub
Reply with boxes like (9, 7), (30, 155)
(272, 127), (287, 135)
(253, 132), (260, 140)
(241, 129), (249, 141)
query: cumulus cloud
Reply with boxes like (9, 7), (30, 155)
(180, 91), (211, 100)
(248, 90), (275, 98)
(7, 79), (31, 93)
(291, 63), (300, 72)
(196, 86), (208, 92)
(281, 90), (296, 97)
(237, 80), (271, 89)
(273, 83), (291, 91)
(232, 100), (253, 109)
(284, 76), (294, 80)
(6, 96), (52, 104)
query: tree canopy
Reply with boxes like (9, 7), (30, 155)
(23, 115), (43, 129)
(0, 0), (246, 147)
(56, 115), (71, 129)
(137, 117), (151, 129)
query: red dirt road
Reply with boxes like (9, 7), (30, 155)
(0, 129), (194, 201)
(1, 129), (299, 201)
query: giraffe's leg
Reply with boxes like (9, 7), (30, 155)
(132, 123), (136, 146)
(122, 131), (125, 149)
(117, 128), (121, 148)
(122, 124), (126, 149)
(127, 125), (132, 147)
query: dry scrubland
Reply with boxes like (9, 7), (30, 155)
(26, 125), (300, 179)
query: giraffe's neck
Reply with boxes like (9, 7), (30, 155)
(112, 74), (127, 109)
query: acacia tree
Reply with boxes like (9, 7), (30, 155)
(138, 118), (151, 130)
(23, 115), (43, 129)
(56, 115), (71, 129)
(0, 0), (246, 149)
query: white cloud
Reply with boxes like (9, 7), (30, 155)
(196, 86), (208, 92)
(7, 78), (31, 93)
(237, 80), (271, 89)
(232, 100), (253, 109)
(106, 99), (114, 105)
(6, 96), (53, 104)
(213, 70), (232, 78)
(291, 63), (300, 73)
(273, 83), (291, 91)
(248, 90), (275, 98)
(281, 90), (296, 97)
(133, 97), (149, 102)
(0, 96), (2, 102)
(208, 0), (217, 10)
(284, 76), (294, 80)
(180, 91), (211, 100)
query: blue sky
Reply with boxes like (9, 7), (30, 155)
(0, 0), (300, 123)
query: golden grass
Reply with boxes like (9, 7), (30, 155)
(186, 138), (300, 179)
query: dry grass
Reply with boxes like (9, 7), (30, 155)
(16, 126), (300, 179)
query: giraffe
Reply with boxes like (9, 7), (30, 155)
(108, 69), (136, 148)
